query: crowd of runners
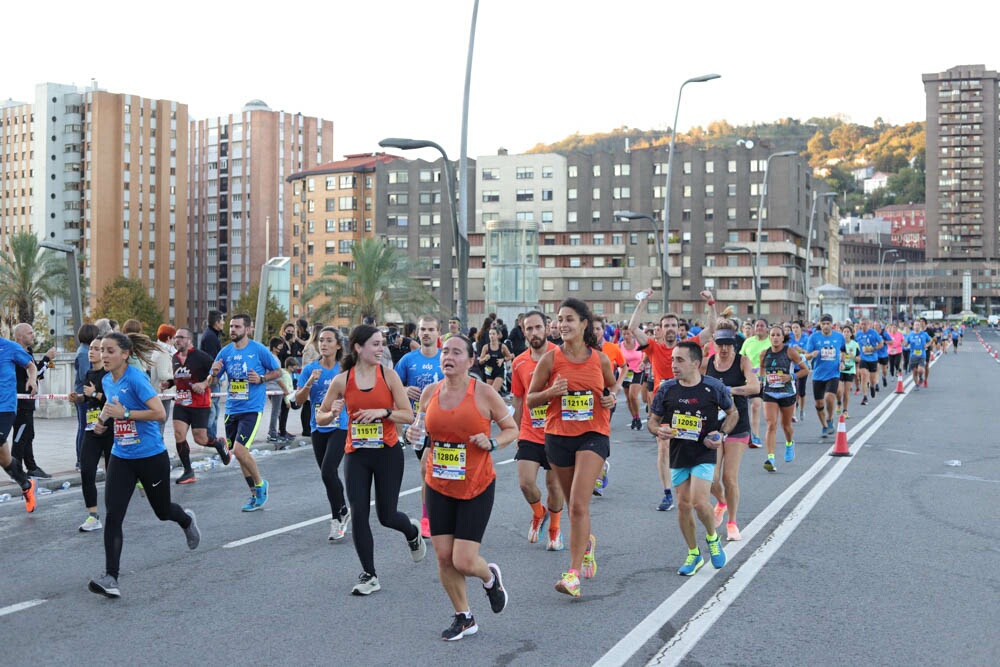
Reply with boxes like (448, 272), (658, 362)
(0, 297), (963, 639)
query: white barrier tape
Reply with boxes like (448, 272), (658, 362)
(16, 390), (287, 401)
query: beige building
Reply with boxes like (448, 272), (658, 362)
(187, 101), (333, 327)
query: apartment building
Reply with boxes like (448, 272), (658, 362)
(187, 100), (332, 327)
(877, 203), (926, 249)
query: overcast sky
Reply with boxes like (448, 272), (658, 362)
(6, 1), (994, 160)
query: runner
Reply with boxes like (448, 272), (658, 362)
(886, 323), (904, 381)
(739, 319), (771, 447)
(208, 314), (281, 512)
(405, 335), (517, 640)
(759, 326), (809, 471)
(527, 298), (619, 597)
(477, 326), (512, 394)
(0, 333), (38, 512)
(167, 328), (230, 484)
(68, 335), (112, 531)
(619, 326), (646, 430)
(510, 311), (564, 551)
(874, 321), (892, 389)
(838, 325), (860, 419)
(88, 332), (200, 598)
(626, 289), (718, 512)
(395, 315), (444, 538)
(919, 317), (936, 387)
(788, 321), (809, 422)
(294, 326), (350, 542)
(854, 319), (883, 405)
(649, 340), (737, 575)
(702, 322), (760, 541)
(592, 315), (626, 496)
(315, 324), (424, 596)
(904, 319), (933, 390)
(803, 314), (846, 436)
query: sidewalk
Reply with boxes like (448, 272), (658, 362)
(1, 401), (311, 495)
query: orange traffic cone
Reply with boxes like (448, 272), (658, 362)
(894, 373), (905, 394)
(829, 414), (851, 457)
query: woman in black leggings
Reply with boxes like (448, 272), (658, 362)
(88, 332), (201, 599)
(317, 325), (422, 596)
(68, 335), (112, 532)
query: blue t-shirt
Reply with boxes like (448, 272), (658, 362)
(394, 349), (442, 410)
(855, 329), (883, 362)
(804, 330), (846, 382)
(875, 329), (891, 359)
(102, 365), (164, 459)
(0, 339), (32, 413)
(905, 331), (932, 358)
(298, 360), (347, 432)
(215, 340), (281, 415)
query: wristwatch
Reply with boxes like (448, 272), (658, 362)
(384, 408), (393, 419)
(489, 437), (498, 452)
(123, 408), (131, 420)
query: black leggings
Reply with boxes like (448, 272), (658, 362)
(888, 353), (902, 377)
(345, 445), (417, 576)
(312, 429), (347, 516)
(104, 451), (191, 579)
(80, 428), (113, 508)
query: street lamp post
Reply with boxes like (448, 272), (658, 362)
(887, 258), (906, 322)
(876, 248), (899, 321)
(38, 240), (83, 341)
(662, 73), (720, 314)
(378, 138), (467, 327)
(724, 245), (757, 317)
(805, 191), (838, 322)
(614, 210), (661, 308)
(755, 150), (797, 318)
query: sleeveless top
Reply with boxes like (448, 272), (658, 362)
(344, 365), (399, 453)
(761, 346), (796, 399)
(544, 347), (610, 437)
(424, 379), (495, 499)
(706, 355), (750, 436)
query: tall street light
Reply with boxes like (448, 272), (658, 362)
(887, 258), (907, 321)
(39, 240), (83, 342)
(662, 73), (720, 314)
(876, 248), (899, 321)
(378, 137), (467, 327)
(805, 191), (838, 321)
(614, 211), (661, 308)
(755, 150), (797, 318)
(723, 245), (757, 317)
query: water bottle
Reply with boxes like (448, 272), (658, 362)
(408, 412), (427, 451)
(37, 486), (53, 496)
(0, 493), (11, 503)
(60, 481), (71, 491)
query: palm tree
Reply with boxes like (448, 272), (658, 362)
(0, 231), (68, 326)
(303, 237), (439, 325)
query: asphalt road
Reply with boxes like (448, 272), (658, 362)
(1, 334), (997, 666)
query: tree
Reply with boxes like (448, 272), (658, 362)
(93, 276), (164, 333)
(303, 237), (439, 325)
(0, 231), (68, 328)
(232, 285), (287, 342)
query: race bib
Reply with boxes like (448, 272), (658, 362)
(484, 365), (493, 375)
(671, 413), (703, 441)
(862, 345), (873, 354)
(913, 349), (923, 357)
(177, 389), (192, 406)
(351, 422), (384, 448)
(820, 347), (836, 361)
(561, 391), (594, 421)
(229, 380), (249, 401)
(113, 419), (140, 447)
(625, 370), (635, 382)
(86, 408), (100, 432)
(530, 405), (548, 429)
(431, 441), (467, 480)
(766, 372), (785, 387)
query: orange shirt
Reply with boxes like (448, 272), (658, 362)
(643, 340), (676, 387)
(601, 341), (625, 371)
(544, 347), (611, 437)
(343, 365), (399, 454)
(424, 379), (495, 499)
(511, 342), (558, 444)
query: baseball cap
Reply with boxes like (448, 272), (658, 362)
(714, 328), (738, 345)
(820, 314), (833, 323)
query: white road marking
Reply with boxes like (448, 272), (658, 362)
(0, 599), (46, 617)
(884, 448), (921, 455)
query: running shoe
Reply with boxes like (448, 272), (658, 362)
(713, 503), (727, 528)
(854, 387), (860, 395)
(706, 533), (727, 569)
(266, 434), (280, 443)
(213, 437), (232, 465)
(843, 411), (850, 419)
(750, 433), (762, 448)
(27, 467), (51, 479)
(581, 534), (597, 579)
(870, 385), (876, 398)
(726, 521), (742, 541)
(408, 517), (427, 562)
(764, 456), (776, 472)
(555, 570), (581, 597)
(483, 563), (508, 614)
(420, 515), (431, 538)
(183, 509), (200, 550)
(441, 613), (478, 641)
(241, 492), (259, 512)
(89, 573), (121, 598)
(546, 531), (565, 551)
(23, 478), (36, 513)
(913, 383), (920, 392)
(79, 515), (102, 532)
(827, 420), (833, 432)
(882, 376), (888, 387)
(255, 479), (269, 508)
(792, 413), (799, 423)
(677, 551), (704, 576)
(657, 492), (676, 511)
(860, 396), (869, 406)
(820, 425), (829, 438)
(528, 512), (548, 543)
(785, 441), (795, 463)
(599, 460), (610, 491)
(351, 572), (380, 596)
(923, 380), (928, 388)
(176, 470), (197, 485)
(329, 517), (342, 542)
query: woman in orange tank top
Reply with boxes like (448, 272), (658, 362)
(407, 335), (518, 640)
(527, 298), (619, 598)
(317, 324), (423, 597)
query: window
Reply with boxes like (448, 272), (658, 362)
(706, 161), (715, 174)
(569, 234), (581, 246)
(388, 215), (409, 227)
(750, 183), (761, 196)
(481, 168), (499, 180)
(542, 166), (554, 178)
(420, 213), (432, 226)
(612, 233), (623, 245)
(542, 279), (555, 291)
(325, 240), (337, 254)
(339, 239), (353, 253)
(516, 189), (534, 201)
(482, 212), (499, 223)
(592, 165), (601, 177)
(705, 208), (714, 221)
(419, 192), (441, 205)
(593, 257), (606, 267)
(592, 187), (600, 199)
(541, 211), (554, 223)
(593, 234), (605, 245)
(727, 160), (737, 173)
(482, 191), (500, 202)
(683, 161), (692, 174)
(339, 196), (357, 210)
(614, 164), (631, 177)
(592, 280), (604, 290)
(340, 219), (357, 232)
(568, 165), (578, 178)
(516, 166), (534, 179)
(568, 211), (578, 223)
(325, 176), (336, 190)
(388, 170), (408, 184)
(568, 280), (580, 291)
(569, 257), (582, 267)
(542, 189), (553, 201)
(629, 233), (638, 245)
(683, 185), (692, 198)
(653, 186), (666, 199)
(613, 280), (631, 291)
(705, 184), (714, 197)
(515, 211), (535, 222)
(388, 192), (408, 206)
(339, 175), (355, 189)
(592, 210), (601, 223)
(750, 208), (758, 221)
(568, 188), (577, 200)
(613, 186), (630, 199)
(419, 170), (432, 182)
(728, 183), (737, 197)
(705, 231), (714, 244)
(682, 209), (691, 221)
(325, 198), (336, 212)
(727, 208), (736, 220)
